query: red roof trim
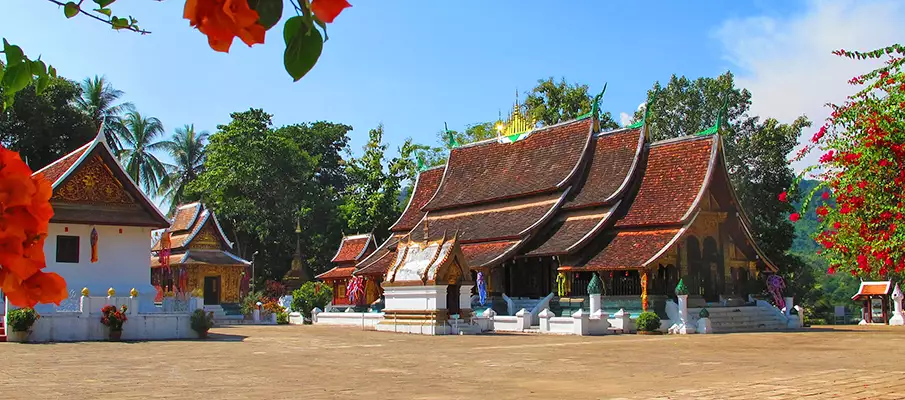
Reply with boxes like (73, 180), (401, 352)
(680, 135), (720, 223)
(602, 128), (646, 205)
(390, 166), (444, 232)
(555, 118), (596, 189)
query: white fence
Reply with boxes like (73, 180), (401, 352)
(4, 295), (204, 342)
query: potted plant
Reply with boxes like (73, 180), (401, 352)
(636, 311), (661, 335)
(190, 309), (215, 338)
(7, 308), (39, 342)
(100, 304), (128, 341)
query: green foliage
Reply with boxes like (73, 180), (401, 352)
(0, 38), (58, 110)
(283, 16), (324, 81)
(525, 77), (620, 130)
(249, 0), (283, 30)
(8, 308), (39, 332)
(291, 281), (333, 318)
(158, 124), (208, 214)
(276, 311), (289, 324)
(339, 124), (408, 238)
(188, 110), (351, 280)
(56, 0), (145, 33)
(190, 309), (214, 333)
(117, 111), (168, 194)
(0, 76), (96, 168)
(74, 75), (135, 151)
(636, 311), (661, 332)
(240, 291), (265, 316)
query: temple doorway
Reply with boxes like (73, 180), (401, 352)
(446, 284), (461, 316)
(203, 276), (221, 305)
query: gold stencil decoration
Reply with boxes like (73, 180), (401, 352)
(190, 225), (221, 250)
(53, 156), (134, 204)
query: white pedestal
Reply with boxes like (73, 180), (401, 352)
(253, 309), (260, 322)
(589, 293), (601, 313)
(890, 284), (905, 326)
(696, 317), (712, 334)
(669, 294), (696, 334)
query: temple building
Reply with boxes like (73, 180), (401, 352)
(28, 133), (170, 310)
(150, 202), (250, 307)
(325, 101), (777, 319)
(316, 233), (378, 309)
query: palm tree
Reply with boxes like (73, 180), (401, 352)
(117, 111), (168, 195)
(158, 124), (209, 213)
(75, 75), (134, 151)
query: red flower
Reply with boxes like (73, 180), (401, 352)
(827, 266), (836, 274)
(778, 192), (788, 202)
(833, 221), (842, 230)
(821, 191), (830, 200)
(811, 126), (827, 143)
(858, 181), (867, 189)
(789, 213), (800, 222)
(819, 151), (835, 163)
(816, 206), (829, 217)
(310, 0), (351, 23)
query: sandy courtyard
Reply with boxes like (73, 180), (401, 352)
(1, 325), (904, 399)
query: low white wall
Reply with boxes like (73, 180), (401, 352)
(314, 311), (384, 328)
(383, 285), (445, 311)
(492, 315), (521, 332)
(547, 317), (574, 334)
(6, 295), (203, 342)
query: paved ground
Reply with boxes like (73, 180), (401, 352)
(2, 325), (905, 399)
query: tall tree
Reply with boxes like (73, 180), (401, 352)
(188, 110), (352, 281)
(158, 124), (209, 213)
(0, 76), (95, 168)
(117, 111), (167, 195)
(632, 72), (815, 302)
(340, 124), (406, 239)
(75, 75), (134, 151)
(525, 77), (620, 129)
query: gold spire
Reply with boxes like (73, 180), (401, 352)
(495, 88), (536, 141)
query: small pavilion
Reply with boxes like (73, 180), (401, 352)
(316, 233), (377, 309)
(852, 281), (894, 325)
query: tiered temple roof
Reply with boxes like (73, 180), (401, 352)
(316, 233), (377, 281)
(32, 135), (170, 228)
(150, 202), (249, 268)
(333, 110), (777, 282)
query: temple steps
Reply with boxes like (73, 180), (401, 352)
(691, 306), (789, 333)
(0, 320), (6, 342)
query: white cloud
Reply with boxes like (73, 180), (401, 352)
(620, 112), (632, 127)
(714, 0), (905, 171)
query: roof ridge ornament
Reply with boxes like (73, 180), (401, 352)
(627, 88), (659, 131)
(496, 93), (537, 144)
(578, 83), (607, 132)
(695, 91), (731, 137)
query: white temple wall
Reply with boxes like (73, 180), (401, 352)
(43, 223), (156, 308)
(382, 285), (446, 311)
(315, 312), (384, 328)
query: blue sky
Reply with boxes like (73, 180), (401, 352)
(1, 0), (902, 168)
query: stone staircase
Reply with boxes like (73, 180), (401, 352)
(509, 297), (544, 315)
(691, 305), (788, 333)
(205, 305), (244, 323)
(0, 319), (6, 342)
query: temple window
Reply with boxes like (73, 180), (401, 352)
(56, 235), (80, 263)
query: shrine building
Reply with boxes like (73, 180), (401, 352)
(324, 103), (778, 319)
(316, 233), (378, 309)
(28, 134), (170, 309)
(150, 202), (250, 307)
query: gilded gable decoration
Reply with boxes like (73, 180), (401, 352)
(53, 156), (134, 205)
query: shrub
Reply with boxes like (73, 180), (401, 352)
(291, 281), (333, 318)
(240, 291), (264, 316)
(190, 309), (214, 333)
(8, 308), (39, 332)
(100, 304), (128, 331)
(276, 311), (289, 325)
(636, 311), (661, 332)
(263, 280), (287, 299)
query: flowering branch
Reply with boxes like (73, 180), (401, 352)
(46, 0), (151, 34)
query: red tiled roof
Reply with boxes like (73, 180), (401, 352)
(409, 192), (564, 243)
(615, 136), (715, 228)
(564, 128), (643, 209)
(424, 119), (591, 211)
(170, 203), (202, 232)
(32, 143), (91, 185)
(461, 240), (520, 268)
(852, 281), (892, 300)
(354, 235), (402, 276)
(150, 250), (248, 267)
(316, 266), (356, 280)
(524, 207), (613, 256)
(331, 234), (374, 263)
(390, 167), (444, 232)
(562, 228), (681, 271)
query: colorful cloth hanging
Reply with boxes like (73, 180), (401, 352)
(90, 227), (99, 263)
(477, 272), (487, 306)
(346, 276), (365, 305)
(556, 273), (569, 297)
(158, 232), (172, 269)
(767, 275), (786, 310)
(640, 272), (649, 311)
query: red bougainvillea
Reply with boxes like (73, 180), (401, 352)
(786, 44), (905, 279)
(0, 146), (67, 307)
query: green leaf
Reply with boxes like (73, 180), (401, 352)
(64, 2), (80, 18)
(48, 65), (57, 79)
(95, 8), (112, 17)
(3, 39), (25, 66)
(2, 62), (32, 93)
(93, 0), (115, 7)
(111, 17), (129, 29)
(314, 17), (329, 41)
(3, 92), (15, 110)
(35, 73), (50, 96)
(283, 16), (323, 82)
(248, 0), (282, 30)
